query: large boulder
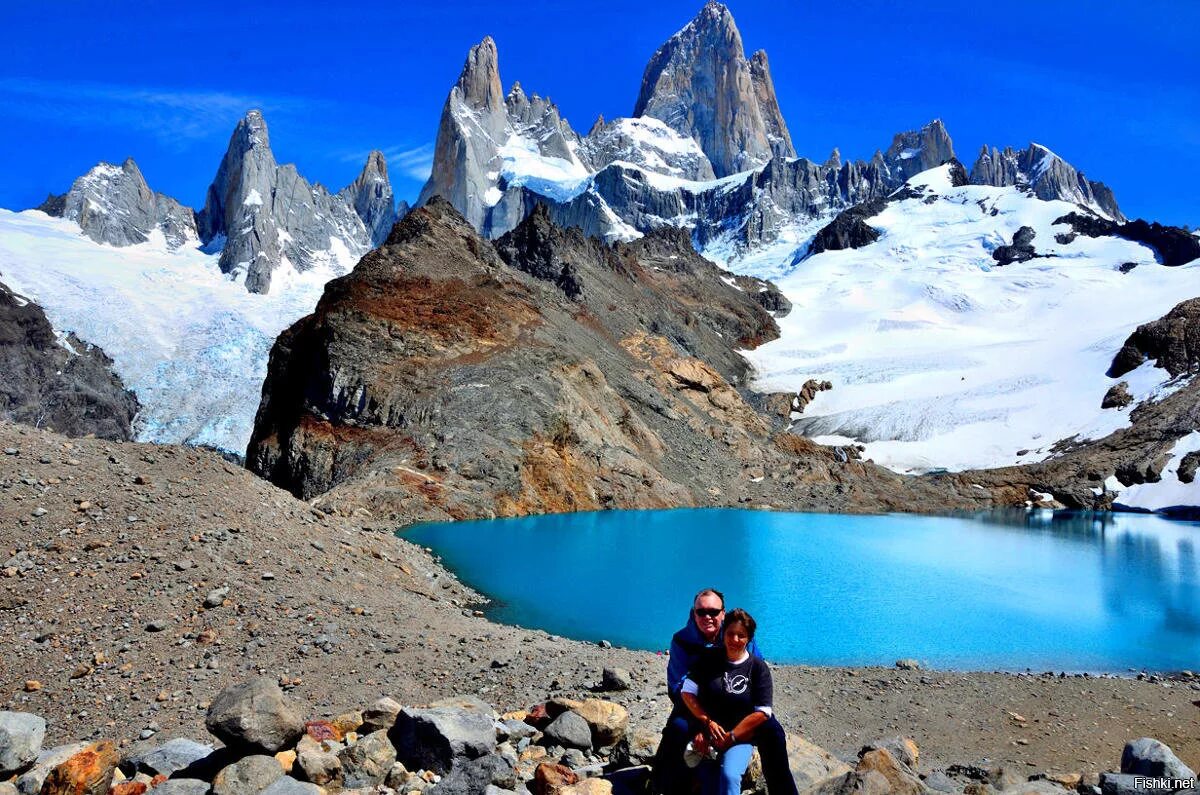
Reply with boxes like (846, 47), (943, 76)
(860, 737), (919, 772)
(790, 734), (855, 789)
(144, 781), (210, 795)
(261, 779), (326, 795)
(40, 741), (118, 795)
(0, 712), (45, 775)
(542, 711), (592, 751)
(571, 700), (628, 748)
(360, 697), (404, 733)
(205, 678), (305, 754)
(212, 754), (284, 795)
(337, 730), (396, 788)
(13, 743), (87, 795)
(430, 755), (519, 795)
(854, 749), (924, 795)
(613, 728), (660, 768)
(392, 705), (498, 775)
(1108, 299), (1200, 378)
(125, 738), (214, 778)
(1120, 738), (1196, 781)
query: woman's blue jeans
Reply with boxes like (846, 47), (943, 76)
(699, 743), (755, 795)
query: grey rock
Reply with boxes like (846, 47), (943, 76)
(205, 677), (304, 754)
(360, 696), (404, 733)
(1102, 382), (1134, 410)
(204, 587), (230, 609)
(559, 748), (587, 769)
(633, 1), (794, 177)
(296, 748), (341, 787)
(126, 737), (214, 777)
(0, 711), (46, 775)
(1101, 773), (1155, 795)
(895, 659), (921, 670)
(1120, 738), (1196, 781)
(392, 704), (498, 775)
(212, 754), (283, 795)
(197, 110), (395, 294)
(0, 281), (139, 441)
(55, 158), (197, 249)
(260, 778), (324, 795)
(337, 730), (396, 788)
(970, 143), (1124, 222)
(613, 728), (660, 768)
(501, 720), (538, 743)
(882, 120), (956, 185)
(579, 117), (714, 181)
(430, 754), (518, 795)
(924, 771), (962, 793)
(860, 737), (918, 771)
(14, 743), (87, 795)
(147, 780), (211, 795)
(542, 710), (592, 751)
(601, 667), (633, 691)
(1108, 298), (1200, 379)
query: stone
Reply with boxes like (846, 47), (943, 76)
(613, 728), (659, 768)
(1120, 738), (1196, 781)
(127, 738), (214, 777)
(212, 754), (284, 795)
(361, 697), (404, 733)
(276, 749), (297, 773)
(810, 770), (895, 795)
(14, 743), (87, 795)
(532, 762), (579, 795)
(40, 741), (118, 795)
(789, 733), (854, 790)
(572, 700), (628, 748)
(542, 711), (592, 751)
(856, 749), (923, 795)
(1108, 298), (1200, 378)
(144, 780), (210, 795)
(1101, 382), (1134, 410)
(600, 668), (632, 692)
(296, 748), (342, 787)
(0, 711), (46, 775)
(393, 705), (497, 775)
(338, 730), (397, 788)
(204, 587), (229, 608)
(560, 781), (613, 795)
(430, 754), (518, 794)
(860, 736), (920, 771)
(205, 677), (304, 754)
(895, 659), (921, 671)
(988, 766), (1026, 791)
(1100, 773), (1153, 795)
(501, 719), (538, 744)
(261, 779), (325, 795)
(925, 771), (962, 793)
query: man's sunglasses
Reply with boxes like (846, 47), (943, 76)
(694, 608), (723, 618)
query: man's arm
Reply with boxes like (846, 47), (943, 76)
(666, 635), (690, 699)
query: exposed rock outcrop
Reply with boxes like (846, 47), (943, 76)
(971, 144), (1125, 222)
(882, 120), (956, 185)
(196, 110), (396, 294)
(992, 226), (1039, 265)
(1054, 212), (1200, 268)
(1107, 298), (1200, 378)
(0, 280), (138, 440)
(37, 159), (197, 249)
(632, 1), (795, 177)
(807, 198), (886, 256)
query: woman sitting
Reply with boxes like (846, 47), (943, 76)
(680, 608), (798, 795)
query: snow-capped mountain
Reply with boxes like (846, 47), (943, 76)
(417, 3), (1126, 261)
(39, 110), (401, 294)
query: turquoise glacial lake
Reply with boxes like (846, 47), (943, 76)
(401, 509), (1200, 671)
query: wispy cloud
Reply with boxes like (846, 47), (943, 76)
(339, 143), (434, 182)
(0, 77), (315, 148)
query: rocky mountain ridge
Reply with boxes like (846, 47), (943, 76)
(417, 3), (1126, 257)
(38, 111), (400, 294)
(0, 280), (137, 441)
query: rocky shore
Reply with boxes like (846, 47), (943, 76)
(2, 421), (1198, 792)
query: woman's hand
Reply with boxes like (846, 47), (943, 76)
(693, 732), (710, 756)
(705, 719), (729, 748)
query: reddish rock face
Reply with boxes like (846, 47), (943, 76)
(532, 762), (580, 795)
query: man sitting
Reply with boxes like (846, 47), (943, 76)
(651, 588), (796, 794)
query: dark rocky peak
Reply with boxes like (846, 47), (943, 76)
(1108, 298), (1200, 378)
(970, 142), (1125, 222)
(0, 280), (139, 440)
(633, 1), (795, 177)
(823, 148), (842, 171)
(494, 203), (597, 299)
(455, 35), (505, 114)
(882, 119), (956, 184)
(336, 149), (396, 247)
(1055, 211), (1200, 268)
(50, 157), (196, 249)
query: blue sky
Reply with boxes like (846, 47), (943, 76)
(1, 0), (1196, 227)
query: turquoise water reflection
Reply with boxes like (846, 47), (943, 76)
(401, 509), (1200, 671)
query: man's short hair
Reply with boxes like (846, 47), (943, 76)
(693, 588), (725, 609)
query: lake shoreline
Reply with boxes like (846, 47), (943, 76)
(2, 422), (1197, 777)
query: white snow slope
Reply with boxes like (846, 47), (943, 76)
(0, 209), (347, 454)
(725, 165), (1200, 474)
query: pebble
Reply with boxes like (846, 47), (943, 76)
(31, 507), (47, 517)
(146, 620), (169, 632)
(261, 572), (276, 581)
(3, 447), (18, 455)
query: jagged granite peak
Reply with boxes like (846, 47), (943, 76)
(578, 116), (716, 181)
(633, 0), (796, 177)
(418, 36), (587, 235)
(0, 280), (139, 440)
(823, 148), (842, 171)
(197, 110), (395, 293)
(46, 157), (197, 249)
(882, 119), (956, 184)
(970, 142), (1125, 221)
(336, 149), (397, 247)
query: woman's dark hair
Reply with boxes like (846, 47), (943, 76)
(724, 608), (757, 640)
